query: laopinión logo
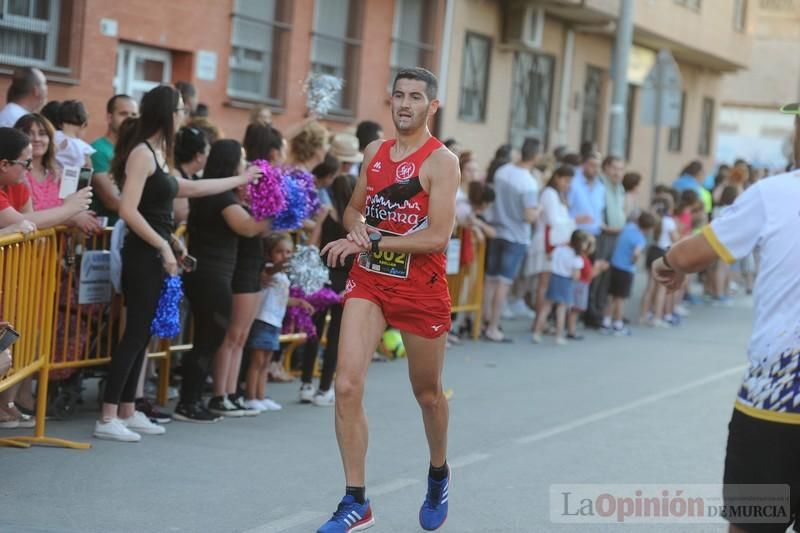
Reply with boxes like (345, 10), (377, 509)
(550, 484), (790, 524)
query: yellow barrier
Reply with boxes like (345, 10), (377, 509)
(0, 229), (88, 449)
(447, 232), (486, 340)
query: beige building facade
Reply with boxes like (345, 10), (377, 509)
(439, 0), (753, 188)
(718, 0), (800, 170)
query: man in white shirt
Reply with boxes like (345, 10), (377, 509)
(0, 67), (47, 127)
(653, 121), (800, 531)
(482, 137), (541, 342)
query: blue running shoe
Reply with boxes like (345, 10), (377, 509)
(317, 495), (374, 533)
(419, 467), (450, 530)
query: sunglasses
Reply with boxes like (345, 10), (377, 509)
(6, 158), (32, 170)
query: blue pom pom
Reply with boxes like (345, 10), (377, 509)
(151, 275), (183, 338)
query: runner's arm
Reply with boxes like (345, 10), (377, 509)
(342, 141), (381, 248)
(377, 148), (460, 254)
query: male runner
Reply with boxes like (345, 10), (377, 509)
(319, 67), (460, 532)
(652, 105), (800, 532)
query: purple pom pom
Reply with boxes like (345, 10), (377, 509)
(247, 159), (286, 220)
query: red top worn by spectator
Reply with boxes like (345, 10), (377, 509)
(0, 182), (30, 212)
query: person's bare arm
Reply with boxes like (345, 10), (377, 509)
(174, 166), (259, 199)
(342, 140), (382, 245)
(652, 233), (719, 291)
(91, 172), (120, 212)
(221, 203), (270, 237)
(173, 198), (189, 225)
(378, 148), (460, 254)
(0, 190), (91, 230)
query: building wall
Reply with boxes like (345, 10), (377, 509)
(0, 0), (441, 146)
(717, 0), (800, 169)
(440, 0), (725, 191)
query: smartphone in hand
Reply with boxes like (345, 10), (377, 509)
(0, 324), (20, 352)
(181, 254), (198, 272)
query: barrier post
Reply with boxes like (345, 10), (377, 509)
(0, 230), (90, 449)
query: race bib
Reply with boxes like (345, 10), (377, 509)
(358, 249), (412, 279)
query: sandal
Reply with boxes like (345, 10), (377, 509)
(2, 402), (34, 428)
(0, 407), (19, 429)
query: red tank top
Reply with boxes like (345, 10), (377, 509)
(351, 136), (449, 296)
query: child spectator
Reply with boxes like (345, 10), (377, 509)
(640, 195), (679, 326)
(603, 212), (657, 336)
(532, 230), (590, 346)
(53, 100), (95, 170)
(567, 235), (608, 339)
(244, 234), (313, 412)
(711, 186), (741, 305)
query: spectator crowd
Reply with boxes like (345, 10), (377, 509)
(0, 66), (765, 441)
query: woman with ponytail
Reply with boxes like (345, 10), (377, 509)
(95, 85), (259, 442)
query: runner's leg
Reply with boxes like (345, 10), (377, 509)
(402, 331), (449, 467)
(335, 298), (387, 486)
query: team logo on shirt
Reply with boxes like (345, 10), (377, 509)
(395, 162), (416, 182)
(372, 161), (382, 172)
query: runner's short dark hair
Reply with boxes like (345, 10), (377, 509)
(393, 67), (438, 101)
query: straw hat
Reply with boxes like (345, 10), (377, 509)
(329, 132), (363, 163)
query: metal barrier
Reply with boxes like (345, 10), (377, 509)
(447, 234), (486, 340)
(0, 229), (88, 449)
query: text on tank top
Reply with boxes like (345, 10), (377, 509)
(357, 136), (444, 279)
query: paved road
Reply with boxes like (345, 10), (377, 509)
(3, 295), (752, 533)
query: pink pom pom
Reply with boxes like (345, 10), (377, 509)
(247, 159), (286, 220)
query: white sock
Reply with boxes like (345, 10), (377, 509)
(602, 316), (612, 328)
(613, 320), (624, 330)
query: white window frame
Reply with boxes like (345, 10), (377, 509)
(0, 0), (60, 69)
(114, 44), (172, 100)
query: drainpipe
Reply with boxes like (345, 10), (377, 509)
(556, 27), (575, 148)
(607, 0), (634, 158)
(438, 0), (455, 105)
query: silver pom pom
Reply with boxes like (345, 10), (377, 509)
(288, 244), (330, 294)
(304, 73), (345, 116)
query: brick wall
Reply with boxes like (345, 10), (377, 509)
(0, 0), (442, 147)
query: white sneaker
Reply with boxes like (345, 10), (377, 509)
(510, 299), (535, 319)
(260, 398), (283, 411)
(555, 337), (567, 346)
(243, 399), (266, 413)
(94, 418), (142, 442)
(531, 333), (542, 344)
(312, 389), (335, 407)
(299, 383), (315, 403)
(121, 411), (166, 435)
(501, 303), (515, 320)
(674, 305), (690, 317)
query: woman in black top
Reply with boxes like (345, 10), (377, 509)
(97, 85), (259, 442)
(172, 126), (209, 225)
(299, 174), (355, 406)
(212, 124), (285, 413)
(177, 139), (271, 421)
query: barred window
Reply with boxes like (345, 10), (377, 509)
(390, 0), (437, 81)
(0, 0), (80, 72)
(311, 0), (364, 115)
(228, 0), (291, 103)
(458, 32), (491, 123)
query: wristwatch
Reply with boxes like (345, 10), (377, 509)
(370, 232), (382, 253)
